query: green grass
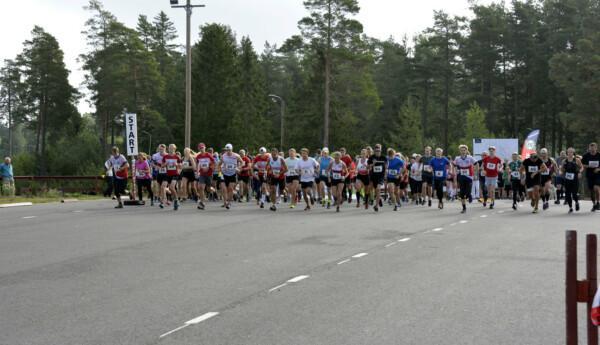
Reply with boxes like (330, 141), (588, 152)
(0, 194), (104, 205)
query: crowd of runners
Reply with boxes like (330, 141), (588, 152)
(105, 142), (600, 214)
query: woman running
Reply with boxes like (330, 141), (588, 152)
(453, 145), (476, 213)
(327, 152), (348, 212)
(285, 148), (300, 209)
(354, 149), (370, 208)
(410, 154), (423, 204)
(135, 152), (153, 205)
(161, 144), (182, 210)
(266, 148), (288, 211)
(180, 148), (197, 201)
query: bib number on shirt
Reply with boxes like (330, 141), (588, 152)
(541, 170), (549, 175)
(183, 161), (190, 167)
(424, 166), (432, 172)
(167, 164), (176, 171)
(226, 164), (236, 170)
(159, 167), (167, 174)
(528, 166), (538, 173)
(388, 169), (398, 176)
(136, 170), (146, 177)
(511, 171), (520, 178)
(565, 172), (575, 180)
(486, 163), (496, 170)
(272, 169), (280, 175)
(200, 163), (209, 169)
(332, 173), (342, 180)
(435, 170), (443, 177)
(589, 161), (599, 168)
(460, 169), (470, 176)
(374, 166), (383, 173)
(302, 169), (312, 176)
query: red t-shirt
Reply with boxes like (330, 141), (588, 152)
(163, 154), (182, 177)
(196, 152), (215, 177)
(239, 156), (252, 177)
(253, 155), (269, 176)
(482, 156), (502, 178)
(341, 155), (354, 177)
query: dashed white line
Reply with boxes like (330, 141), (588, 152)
(287, 275), (310, 283)
(352, 253), (368, 258)
(159, 312), (219, 339)
(22, 216), (37, 219)
(480, 215), (488, 218)
(398, 238), (411, 242)
(498, 210), (505, 214)
(72, 210), (83, 213)
(459, 220), (469, 224)
(337, 259), (351, 265)
(385, 242), (396, 247)
(450, 223), (457, 226)
(268, 283), (288, 292)
(432, 227), (444, 232)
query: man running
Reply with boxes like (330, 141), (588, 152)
(297, 148), (319, 211)
(555, 150), (567, 205)
(581, 142), (600, 211)
(238, 149), (252, 202)
(161, 144), (182, 210)
(107, 146), (129, 209)
(386, 148), (405, 211)
(285, 148), (300, 209)
(520, 152), (547, 213)
(506, 152), (522, 210)
(475, 151), (489, 203)
(368, 144), (387, 212)
(266, 148), (288, 211)
(195, 143), (215, 210)
(430, 148), (451, 209)
(253, 147), (270, 208)
(340, 148), (354, 202)
(539, 148), (558, 210)
(421, 146), (434, 207)
(482, 146), (503, 209)
(218, 144), (243, 210)
(317, 148), (333, 208)
(561, 147), (584, 213)
(328, 152), (349, 212)
(151, 144), (167, 205)
(355, 149), (370, 208)
(453, 145), (476, 213)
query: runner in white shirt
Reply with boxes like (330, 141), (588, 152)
(453, 144), (477, 214)
(285, 148), (301, 209)
(296, 148), (319, 211)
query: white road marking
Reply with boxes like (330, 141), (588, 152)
(72, 210), (83, 213)
(268, 283), (288, 292)
(498, 210), (505, 214)
(22, 216), (37, 219)
(480, 215), (488, 218)
(450, 223), (457, 226)
(287, 275), (310, 283)
(159, 324), (189, 338)
(432, 227), (443, 232)
(0, 202), (33, 208)
(159, 312), (220, 338)
(398, 238), (411, 242)
(337, 259), (351, 265)
(352, 253), (368, 258)
(385, 242), (396, 247)
(459, 220), (468, 224)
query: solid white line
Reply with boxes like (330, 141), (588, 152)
(398, 238), (411, 242)
(159, 324), (190, 338)
(22, 216), (37, 219)
(287, 275), (309, 283)
(459, 220), (468, 224)
(268, 283), (288, 292)
(432, 227), (443, 232)
(385, 242), (396, 247)
(337, 259), (351, 265)
(352, 253), (368, 258)
(186, 312), (219, 325)
(0, 202), (33, 208)
(480, 215), (488, 218)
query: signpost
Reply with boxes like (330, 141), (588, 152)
(125, 113), (139, 157)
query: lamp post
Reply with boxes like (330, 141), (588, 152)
(141, 130), (152, 154)
(269, 94), (285, 150)
(170, 0), (205, 149)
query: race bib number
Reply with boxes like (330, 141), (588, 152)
(424, 165), (432, 172)
(113, 164), (120, 171)
(200, 162), (209, 169)
(528, 166), (538, 173)
(541, 170), (549, 175)
(272, 169), (280, 175)
(183, 161), (189, 167)
(460, 169), (470, 176)
(136, 170), (146, 177)
(589, 161), (599, 168)
(159, 167), (167, 174)
(302, 169), (312, 176)
(565, 172), (575, 180)
(486, 163), (496, 170)
(167, 164), (176, 171)
(226, 164), (236, 170)
(511, 171), (520, 178)
(288, 169), (297, 176)
(435, 170), (443, 177)
(374, 166), (383, 173)
(332, 173), (342, 180)
(388, 169), (398, 176)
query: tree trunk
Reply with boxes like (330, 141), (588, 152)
(323, 0), (332, 148)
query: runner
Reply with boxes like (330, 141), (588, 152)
(410, 154), (423, 204)
(475, 151), (489, 203)
(421, 146), (434, 207)
(134, 152), (153, 205)
(539, 148), (558, 210)
(354, 149), (370, 209)
(520, 152), (547, 213)
(253, 147), (270, 208)
(340, 147), (354, 202)
(218, 144), (243, 210)
(195, 143), (215, 210)
(506, 152), (522, 210)
(179, 148), (197, 202)
(368, 144), (387, 212)
(266, 147), (288, 211)
(453, 145), (476, 213)
(107, 146), (129, 209)
(161, 144), (182, 210)
(317, 148), (333, 208)
(297, 148), (319, 211)
(327, 152), (349, 212)
(151, 144), (167, 205)
(482, 146), (503, 209)
(386, 148), (405, 211)
(285, 148), (300, 209)
(446, 155), (455, 201)
(561, 147), (584, 213)
(238, 149), (252, 202)
(555, 150), (567, 205)
(430, 148), (451, 209)
(581, 142), (600, 212)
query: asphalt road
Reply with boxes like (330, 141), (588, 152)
(1, 197), (599, 345)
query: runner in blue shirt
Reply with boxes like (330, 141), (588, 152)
(386, 149), (405, 211)
(430, 148), (451, 209)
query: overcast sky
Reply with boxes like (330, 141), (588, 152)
(0, 0), (493, 113)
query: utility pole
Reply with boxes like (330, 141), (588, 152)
(170, 0), (205, 149)
(269, 95), (285, 150)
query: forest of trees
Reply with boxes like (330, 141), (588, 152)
(0, 0), (598, 176)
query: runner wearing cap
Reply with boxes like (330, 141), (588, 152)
(253, 147), (270, 208)
(218, 143), (243, 210)
(482, 146), (503, 209)
(267, 147), (288, 211)
(195, 143), (215, 210)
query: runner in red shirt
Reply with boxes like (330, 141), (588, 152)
(481, 146), (503, 209)
(340, 147), (354, 202)
(195, 143), (215, 210)
(253, 147), (270, 208)
(161, 144), (182, 210)
(238, 149), (252, 202)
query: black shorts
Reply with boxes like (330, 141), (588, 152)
(399, 181), (408, 189)
(370, 173), (384, 186)
(163, 175), (176, 184)
(301, 181), (314, 189)
(157, 173), (168, 184)
(540, 174), (552, 185)
(331, 179), (344, 186)
(286, 176), (300, 184)
(113, 178), (127, 196)
(387, 178), (399, 185)
(269, 177), (285, 189)
(181, 170), (195, 181)
(344, 177), (353, 185)
(212, 174), (219, 183)
(222, 175), (237, 187)
(422, 173), (433, 185)
(356, 174), (369, 186)
(318, 176), (331, 187)
(587, 174), (600, 189)
(238, 175), (250, 184)
(526, 177), (542, 189)
(457, 175), (472, 200)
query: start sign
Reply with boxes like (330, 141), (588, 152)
(125, 113), (138, 156)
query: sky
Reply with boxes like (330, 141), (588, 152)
(0, 0), (494, 113)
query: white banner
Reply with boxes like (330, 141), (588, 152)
(125, 113), (138, 156)
(472, 138), (519, 162)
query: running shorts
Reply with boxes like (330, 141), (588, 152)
(286, 176), (300, 184)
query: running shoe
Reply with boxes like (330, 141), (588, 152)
(512, 203), (517, 210)
(270, 205), (277, 212)
(568, 208), (573, 214)
(428, 199), (432, 207)
(393, 205), (398, 211)
(374, 205), (379, 212)
(260, 201), (264, 209)
(174, 200), (179, 211)
(532, 207), (539, 214)
(159, 203), (164, 209)
(576, 203), (580, 211)
(115, 203), (123, 209)
(336, 205), (340, 212)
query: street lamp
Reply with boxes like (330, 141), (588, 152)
(141, 130), (152, 154)
(269, 94), (285, 150)
(170, 0), (205, 149)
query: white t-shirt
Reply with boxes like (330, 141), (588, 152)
(297, 158), (319, 183)
(285, 158), (299, 176)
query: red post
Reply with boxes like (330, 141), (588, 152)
(587, 234), (598, 345)
(567, 230), (578, 345)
